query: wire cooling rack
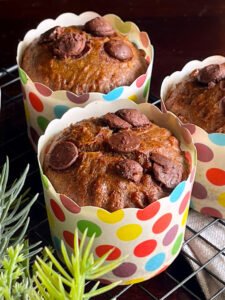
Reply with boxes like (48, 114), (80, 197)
(0, 66), (225, 300)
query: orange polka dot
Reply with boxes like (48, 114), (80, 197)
(206, 168), (225, 186)
(152, 213), (172, 234)
(95, 245), (121, 261)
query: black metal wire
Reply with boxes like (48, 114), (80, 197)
(1, 64), (225, 300)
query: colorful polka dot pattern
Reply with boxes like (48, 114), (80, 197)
(19, 15), (153, 145)
(43, 163), (193, 284)
(182, 123), (225, 219)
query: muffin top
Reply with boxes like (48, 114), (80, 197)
(43, 109), (188, 212)
(21, 17), (148, 95)
(165, 62), (225, 133)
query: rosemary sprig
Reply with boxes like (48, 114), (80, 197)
(0, 158), (39, 257)
(34, 228), (125, 300)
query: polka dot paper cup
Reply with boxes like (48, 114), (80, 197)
(37, 99), (196, 284)
(17, 12), (153, 150)
(161, 55), (225, 219)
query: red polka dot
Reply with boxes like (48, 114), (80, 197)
(136, 74), (147, 88)
(95, 245), (121, 261)
(50, 199), (65, 222)
(134, 239), (157, 257)
(29, 92), (44, 112)
(206, 168), (225, 186)
(200, 207), (223, 219)
(152, 213), (172, 234)
(140, 32), (149, 48)
(60, 194), (81, 214)
(195, 143), (214, 162)
(137, 201), (160, 221)
(63, 231), (74, 249)
(192, 181), (208, 199)
(179, 192), (191, 215)
(35, 83), (52, 97)
(183, 124), (196, 135)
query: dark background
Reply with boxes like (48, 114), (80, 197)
(0, 0), (224, 96)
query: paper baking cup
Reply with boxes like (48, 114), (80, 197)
(17, 12), (153, 150)
(161, 55), (225, 219)
(38, 99), (196, 284)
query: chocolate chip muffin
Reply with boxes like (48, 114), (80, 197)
(43, 109), (188, 212)
(21, 17), (148, 94)
(165, 62), (225, 133)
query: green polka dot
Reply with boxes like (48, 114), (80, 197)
(171, 233), (183, 255)
(115, 18), (132, 34)
(77, 220), (102, 237)
(143, 78), (150, 98)
(41, 174), (49, 189)
(37, 116), (49, 132)
(19, 68), (28, 84)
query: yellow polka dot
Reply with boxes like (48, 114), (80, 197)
(116, 224), (142, 241)
(46, 208), (55, 228)
(128, 94), (138, 101)
(217, 192), (225, 207)
(97, 209), (124, 224)
(124, 277), (145, 285)
(23, 102), (30, 122)
(182, 207), (189, 227)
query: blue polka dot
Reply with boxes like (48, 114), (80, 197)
(103, 87), (124, 101)
(170, 181), (186, 203)
(52, 236), (61, 252)
(208, 133), (225, 146)
(145, 253), (165, 272)
(54, 105), (69, 118)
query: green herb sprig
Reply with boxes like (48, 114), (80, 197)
(34, 228), (125, 300)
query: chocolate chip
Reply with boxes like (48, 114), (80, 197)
(49, 141), (78, 170)
(102, 113), (132, 129)
(219, 97), (225, 115)
(53, 32), (86, 59)
(195, 63), (225, 85)
(85, 16), (115, 37)
(108, 131), (140, 152)
(152, 162), (182, 189)
(114, 159), (143, 183)
(116, 109), (150, 127)
(104, 40), (133, 61)
(39, 26), (64, 44)
(150, 153), (173, 168)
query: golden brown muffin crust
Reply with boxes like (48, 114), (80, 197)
(43, 109), (188, 212)
(21, 20), (148, 94)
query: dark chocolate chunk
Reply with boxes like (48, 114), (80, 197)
(152, 162), (182, 189)
(219, 97), (225, 115)
(49, 141), (78, 170)
(53, 32), (86, 59)
(108, 131), (140, 152)
(102, 113), (132, 129)
(116, 109), (150, 127)
(194, 63), (225, 85)
(39, 26), (64, 44)
(85, 16), (115, 37)
(150, 153), (182, 188)
(104, 40), (133, 61)
(114, 159), (143, 183)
